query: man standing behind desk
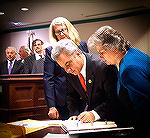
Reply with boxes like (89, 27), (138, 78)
(0, 47), (24, 75)
(18, 45), (31, 63)
(51, 39), (119, 123)
(23, 39), (45, 74)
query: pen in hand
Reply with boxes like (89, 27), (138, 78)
(77, 111), (95, 124)
(76, 120), (80, 127)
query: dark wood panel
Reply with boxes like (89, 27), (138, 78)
(0, 74), (49, 123)
(9, 84), (34, 108)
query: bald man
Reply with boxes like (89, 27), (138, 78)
(0, 47), (24, 74)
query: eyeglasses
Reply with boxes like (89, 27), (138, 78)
(55, 28), (68, 36)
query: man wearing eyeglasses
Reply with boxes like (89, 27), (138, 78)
(51, 39), (120, 123)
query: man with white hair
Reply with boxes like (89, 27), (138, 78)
(18, 45), (30, 62)
(51, 39), (120, 123)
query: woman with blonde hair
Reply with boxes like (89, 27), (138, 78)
(49, 17), (81, 46)
(44, 17), (88, 120)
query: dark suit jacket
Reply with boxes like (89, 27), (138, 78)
(66, 53), (119, 121)
(31, 58), (44, 74)
(23, 54), (36, 74)
(44, 41), (88, 119)
(0, 60), (24, 75)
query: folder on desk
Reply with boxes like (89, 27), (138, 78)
(61, 120), (118, 134)
(0, 119), (52, 138)
(0, 123), (26, 138)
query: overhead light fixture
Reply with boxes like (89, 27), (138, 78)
(21, 7), (29, 11)
(0, 12), (4, 15)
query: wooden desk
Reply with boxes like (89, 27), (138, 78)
(0, 74), (48, 122)
(0, 119), (136, 138)
(18, 126), (135, 138)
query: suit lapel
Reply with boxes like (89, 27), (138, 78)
(85, 54), (95, 104)
(68, 74), (88, 101)
(5, 61), (9, 74)
(67, 53), (98, 104)
(11, 60), (17, 73)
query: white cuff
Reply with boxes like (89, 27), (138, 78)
(91, 110), (100, 121)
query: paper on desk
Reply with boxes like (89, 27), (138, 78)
(61, 120), (135, 135)
(43, 133), (77, 138)
(62, 120), (117, 131)
(68, 127), (134, 135)
(9, 119), (64, 128)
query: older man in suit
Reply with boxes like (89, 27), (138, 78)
(18, 45), (30, 62)
(0, 47), (24, 75)
(51, 39), (119, 123)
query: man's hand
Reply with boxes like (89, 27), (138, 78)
(77, 111), (95, 123)
(48, 107), (59, 119)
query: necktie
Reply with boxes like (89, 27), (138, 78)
(79, 73), (86, 91)
(8, 61), (13, 74)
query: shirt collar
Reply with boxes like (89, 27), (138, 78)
(35, 52), (44, 60)
(79, 54), (86, 81)
(7, 59), (15, 67)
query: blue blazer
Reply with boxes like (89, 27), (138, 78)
(118, 48), (150, 130)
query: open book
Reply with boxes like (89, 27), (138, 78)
(61, 120), (117, 134)
(5, 119), (133, 136)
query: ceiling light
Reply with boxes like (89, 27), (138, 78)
(21, 7), (29, 11)
(0, 12), (4, 15)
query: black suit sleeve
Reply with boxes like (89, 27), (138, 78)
(94, 65), (119, 121)
(23, 55), (35, 74)
(66, 76), (86, 116)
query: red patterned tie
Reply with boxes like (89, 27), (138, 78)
(79, 73), (86, 91)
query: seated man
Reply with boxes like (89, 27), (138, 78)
(51, 39), (119, 123)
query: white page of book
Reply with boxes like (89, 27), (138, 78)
(62, 120), (117, 131)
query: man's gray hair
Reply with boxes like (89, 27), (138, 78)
(19, 45), (30, 54)
(51, 39), (78, 61)
(5, 46), (17, 53)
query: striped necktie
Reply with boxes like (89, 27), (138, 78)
(8, 61), (13, 74)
